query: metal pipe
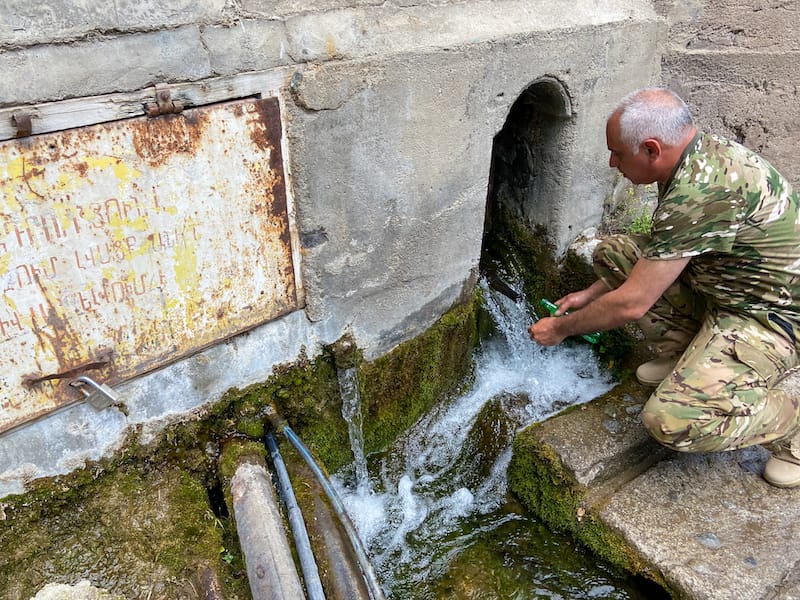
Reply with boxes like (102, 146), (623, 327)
(265, 432), (327, 600)
(280, 424), (387, 600)
(230, 459), (305, 600)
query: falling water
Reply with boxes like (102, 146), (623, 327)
(332, 277), (637, 598)
(338, 366), (370, 495)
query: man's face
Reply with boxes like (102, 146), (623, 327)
(606, 113), (657, 185)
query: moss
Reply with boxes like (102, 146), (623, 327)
(218, 439), (268, 484)
(0, 463), (243, 600)
(359, 297), (478, 458)
(236, 417), (265, 439)
(481, 201), (559, 304)
(266, 350), (353, 472)
(330, 333), (363, 370)
(508, 425), (665, 589)
(0, 290), (481, 597)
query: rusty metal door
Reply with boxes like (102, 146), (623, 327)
(0, 96), (300, 433)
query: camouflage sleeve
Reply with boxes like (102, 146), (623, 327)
(645, 187), (748, 260)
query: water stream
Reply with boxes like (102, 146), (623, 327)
(338, 366), (370, 495)
(332, 278), (656, 599)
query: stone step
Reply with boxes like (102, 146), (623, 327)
(509, 379), (800, 600)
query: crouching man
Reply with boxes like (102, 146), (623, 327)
(529, 87), (800, 488)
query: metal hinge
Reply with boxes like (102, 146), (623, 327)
(11, 111), (33, 137)
(69, 375), (128, 416)
(144, 83), (185, 117)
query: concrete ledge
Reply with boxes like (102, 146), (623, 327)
(510, 379), (800, 599)
(0, 0), (659, 106)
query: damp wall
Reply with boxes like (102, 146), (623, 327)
(0, 0), (664, 497)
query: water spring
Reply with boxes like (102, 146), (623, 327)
(331, 278), (657, 598)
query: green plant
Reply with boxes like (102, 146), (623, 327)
(627, 206), (653, 235)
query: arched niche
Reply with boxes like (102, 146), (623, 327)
(481, 76), (575, 275)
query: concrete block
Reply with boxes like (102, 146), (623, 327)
(532, 382), (665, 489)
(0, 27), (211, 105)
(663, 50), (800, 184)
(280, 0), (660, 64)
(657, 0), (800, 52)
(201, 20), (291, 76)
(241, 0), (382, 18)
(113, 0), (229, 30)
(285, 13), (661, 350)
(0, 0), (228, 48)
(516, 378), (800, 598)
(602, 448), (800, 599)
(0, 1), (117, 47)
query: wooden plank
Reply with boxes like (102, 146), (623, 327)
(0, 67), (294, 140)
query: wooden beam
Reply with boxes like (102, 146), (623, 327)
(0, 67), (294, 141)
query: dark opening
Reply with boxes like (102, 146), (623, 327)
(207, 474), (229, 519)
(480, 77), (573, 298)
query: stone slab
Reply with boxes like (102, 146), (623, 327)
(602, 448), (800, 600)
(536, 379), (800, 600)
(534, 380), (666, 489)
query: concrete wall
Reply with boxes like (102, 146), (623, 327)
(0, 0), (664, 497)
(655, 0), (800, 184)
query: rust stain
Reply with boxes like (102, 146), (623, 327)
(26, 272), (114, 387)
(130, 109), (211, 168)
(249, 97), (296, 300)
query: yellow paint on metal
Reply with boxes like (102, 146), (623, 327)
(0, 96), (299, 433)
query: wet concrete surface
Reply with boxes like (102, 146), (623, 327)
(530, 381), (800, 600)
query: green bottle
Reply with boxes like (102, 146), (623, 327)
(540, 298), (601, 344)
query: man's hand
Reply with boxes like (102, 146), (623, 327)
(552, 280), (610, 315)
(528, 256), (691, 346)
(528, 317), (567, 346)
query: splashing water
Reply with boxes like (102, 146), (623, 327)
(332, 277), (617, 597)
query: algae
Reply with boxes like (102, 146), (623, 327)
(507, 424), (665, 590)
(0, 462), (246, 600)
(432, 506), (663, 600)
(359, 299), (478, 461)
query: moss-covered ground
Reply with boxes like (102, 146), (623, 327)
(0, 290), (480, 598)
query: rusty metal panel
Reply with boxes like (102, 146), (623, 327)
(0, 96), (299, 433)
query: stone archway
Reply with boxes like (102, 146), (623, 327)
(485, 76), (572, 237)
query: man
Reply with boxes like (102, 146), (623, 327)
(528, 87), (800, 488)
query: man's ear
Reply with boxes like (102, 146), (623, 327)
(642, 138), (662, 161)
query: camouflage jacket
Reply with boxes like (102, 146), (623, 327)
(645, 132), (800, 343)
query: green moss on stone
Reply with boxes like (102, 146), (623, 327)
(359, 298), (478, 458)
(508, 425), (662, 588)
(0, 463), (244, 600)
(218, 439), (268, 484)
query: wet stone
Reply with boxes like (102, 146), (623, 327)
(517, 376), (800, 599)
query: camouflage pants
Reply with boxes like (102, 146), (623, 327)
(594, 234), (800, 452)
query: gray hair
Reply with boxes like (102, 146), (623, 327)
(615, 88), (694, 153)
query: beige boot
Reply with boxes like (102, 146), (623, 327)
(636, 356), (679, 387)
(764, 434), (800, 488)
(763, 369), (800, 488)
